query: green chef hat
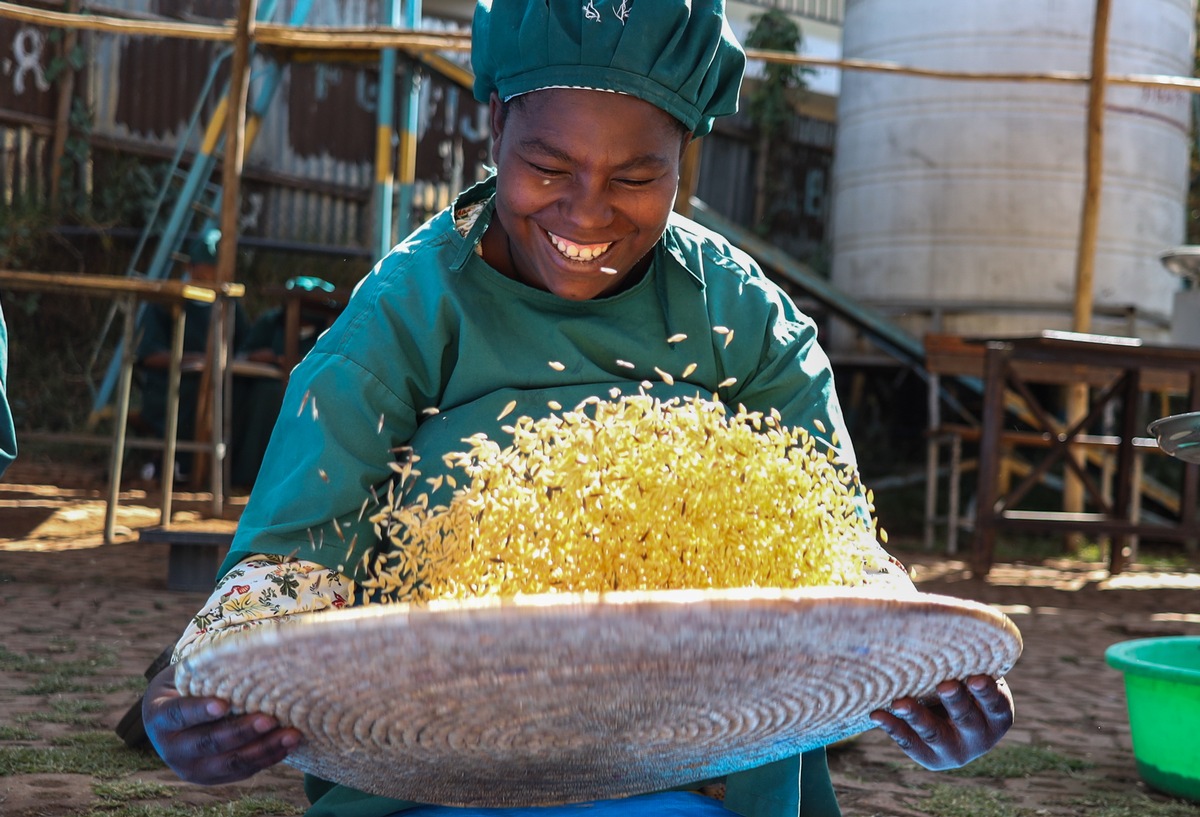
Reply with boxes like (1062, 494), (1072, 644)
(471, 0), (745, 138)
(188, 228), (221, 266)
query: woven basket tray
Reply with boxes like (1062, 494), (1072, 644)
(177, 587), (1022, 807)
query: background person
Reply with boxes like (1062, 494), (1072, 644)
(230, 276), (340, 488)
(135, 229), (248, 481)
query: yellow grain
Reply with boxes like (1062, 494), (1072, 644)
(361, 394), (883, 604)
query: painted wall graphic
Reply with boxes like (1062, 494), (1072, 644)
(0, 16), (55, 122)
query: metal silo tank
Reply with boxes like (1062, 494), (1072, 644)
(829, 0), (1196, 351)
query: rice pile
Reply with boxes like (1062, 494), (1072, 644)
(363, 393), (884, 602)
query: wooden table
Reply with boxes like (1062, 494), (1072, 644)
(0, 270), (244, 543)
(971, 331), (1200, 576)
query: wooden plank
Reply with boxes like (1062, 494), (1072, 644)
(1072, 0), (1112, 337)
(139, 526), (231, 592)
(996, 511), (1200, 541)
(49, 0), (80, 214)
(924, 333), (1194, 393)
(0, 270), (243, 304)
(935, 423), (1159, 450)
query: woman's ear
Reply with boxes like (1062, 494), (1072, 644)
(489, 92), (506, 159)
(679, 132), (694, 162)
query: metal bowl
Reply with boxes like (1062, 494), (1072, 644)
(1148, 412), (1200, 464)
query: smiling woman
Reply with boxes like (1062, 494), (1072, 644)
(139, 2), (1014, 817)
(481, 89), (689, 300)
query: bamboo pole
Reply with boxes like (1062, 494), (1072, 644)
(48, 0), (80, 215)
(744, 49), (1094, 86)
(0, 3), (470, 51)
(742, 50), (1200, 92)
(254, 25), (469, 52)
(1064, 0), (1113, 552)
(674, 139), (702, 219)
(1073, 0), (1112, 335)
(396, 0), (423, 236)
(200, 0), (256, 512)
(374, 0), (400, 259)
(219, 0), (255, 286)
(0, 1), (231, 39)
(4, 3), (1200, 95)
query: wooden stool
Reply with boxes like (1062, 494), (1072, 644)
(138, 526), (232, 592)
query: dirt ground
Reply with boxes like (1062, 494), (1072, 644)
(2, 455), (1200, 817)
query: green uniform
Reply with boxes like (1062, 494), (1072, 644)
(226, 178), (858, 816)
(0, 301), (16, 476)
(230, 306), (331, 488)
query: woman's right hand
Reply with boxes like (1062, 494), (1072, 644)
(142, 663), (302, 784)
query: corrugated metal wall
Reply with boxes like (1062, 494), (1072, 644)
(1, 0), (828, 260)
(0, 0), (486, 254)
(698, 109), (836, 264)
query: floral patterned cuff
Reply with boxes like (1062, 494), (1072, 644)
(172, 554), (355, 664)
(864, 546), (916, 592)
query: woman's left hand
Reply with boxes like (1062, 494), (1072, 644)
(870, 675), (1014, 770)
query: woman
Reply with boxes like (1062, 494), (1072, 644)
(143, 2), (1014, 815)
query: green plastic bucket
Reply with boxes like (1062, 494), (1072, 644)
(1106, 636), (1200, 802)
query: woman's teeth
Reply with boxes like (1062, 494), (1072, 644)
(548, 231), (611, 261)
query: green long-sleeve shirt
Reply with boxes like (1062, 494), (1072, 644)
(225, 178), (873, 817)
